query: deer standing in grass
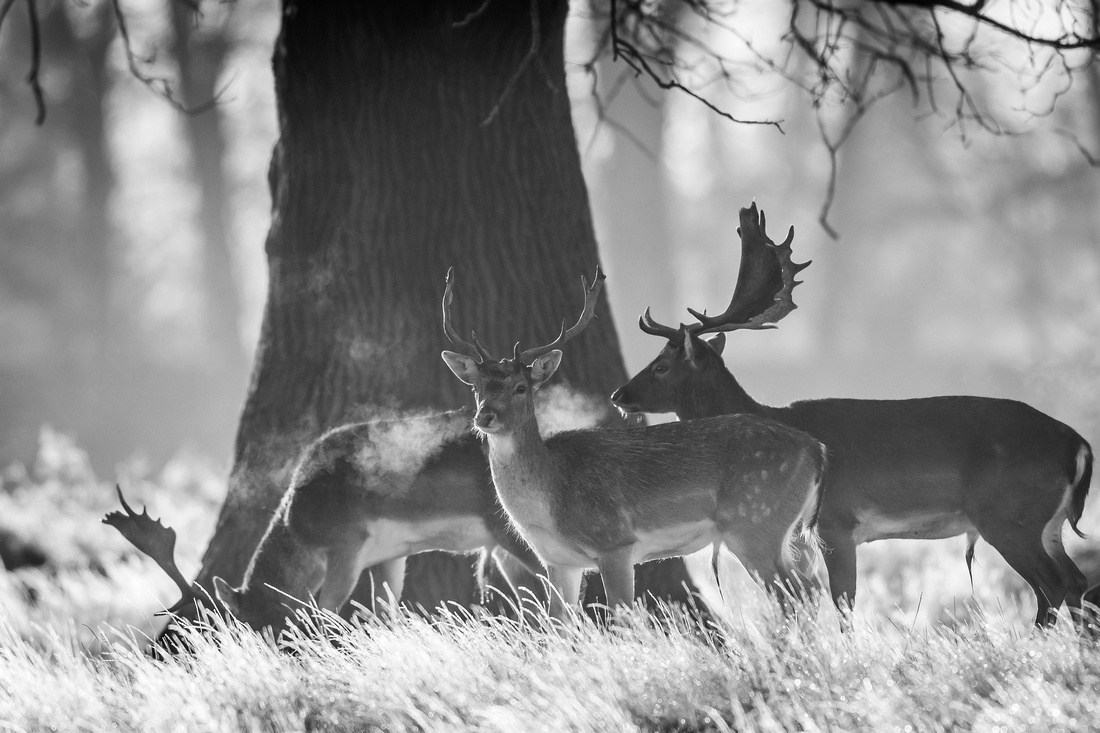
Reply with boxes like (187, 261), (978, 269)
(106, 411), (544, 638)
(440, 266), (827, 619)
(611, 202), (1093, 628)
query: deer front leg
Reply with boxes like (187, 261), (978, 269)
(372, 556), (407, 613)
(597, 545), (636, 613)
(546, 565), (583, 620)
(316, 545), (363, 612)
(819, 526), (857, 623)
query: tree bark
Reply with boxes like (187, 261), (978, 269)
(191, 0), (698, 615)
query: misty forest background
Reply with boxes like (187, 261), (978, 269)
(1, 0), (1099, 634)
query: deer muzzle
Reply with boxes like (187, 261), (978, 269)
(609, 385), (641, 413)
(475, 407), (499, 432)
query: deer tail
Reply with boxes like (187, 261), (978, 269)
(804, 442), (829, 532)
(1068, 439), (1092, 540)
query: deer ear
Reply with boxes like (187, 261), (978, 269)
(703, 332), (726, 355)
(441, 350), (480, 385)
(529, 349), (562, 388)
(213, 576), (241, 617)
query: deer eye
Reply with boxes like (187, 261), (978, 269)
(653, 364), (669, 376)
(514, 384), (528, 394)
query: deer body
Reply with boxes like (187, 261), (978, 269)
(441, 267), (826, 619)
(104, 410), (545, 637)
(485, 411), (826, 574)
(612, 202), (1092, 627)
(214, 417), (544, 633)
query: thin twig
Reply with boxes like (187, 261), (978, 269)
(454, 0), (493, 28)
(25, 0), (44, 126)
(1054, 128), (1100, 167)
(482, 0), (539, 126)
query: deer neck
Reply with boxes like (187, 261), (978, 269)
(677, 368), (766, 421)
(483, 416), (556, 495)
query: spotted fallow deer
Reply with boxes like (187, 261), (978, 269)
(105, 412), (544, 638)
(440, 266), (827, 619)
(611, 202), (1093, 628)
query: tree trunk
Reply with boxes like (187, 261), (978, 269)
(190, 0), (698, 615)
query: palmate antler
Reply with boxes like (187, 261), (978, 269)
(640, 202), (809, 340)
(102, 485), (197, 616)
(443, 266), (605, 365)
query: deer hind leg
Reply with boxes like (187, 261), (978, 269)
(979, 527), (1073, 628)
(725, 529), (807, 617)
(1045, 530), (1087, 628)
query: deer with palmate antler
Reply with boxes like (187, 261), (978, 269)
(611, 202), (1093, 628)
(105, 412), (545, 639)
(440, 266), (827, 619)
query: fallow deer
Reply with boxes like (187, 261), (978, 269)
(611, 202), (1093, 628)
(105, 411), (544, 638)
(440, 266), (828, 619)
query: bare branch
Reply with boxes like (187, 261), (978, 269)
(890, 0), (1099, 50)
(1054, 128), (1100, 166)
(25, 0), (44, 126)
(482, 0), (541, 126)
(609, 0), (786, 132)
(110, 0), (224, 116)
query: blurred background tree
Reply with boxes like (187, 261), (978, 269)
(0, 0), (1098, 611)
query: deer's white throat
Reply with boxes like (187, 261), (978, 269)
(486, 434), (516, 461)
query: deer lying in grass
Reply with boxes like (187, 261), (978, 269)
(440, 266), (827, 619)
(611, 202), (1093, 628)
(105, 411), (544, 638)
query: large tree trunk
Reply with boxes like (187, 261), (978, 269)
(190, 0), (698, 615)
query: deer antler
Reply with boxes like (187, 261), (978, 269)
(443, 267), (491, 362)
(638, 307), (680, 340)
(687, 202), (809, 335)
(103, 485), (196, 616)
(519, 267), (605, 364)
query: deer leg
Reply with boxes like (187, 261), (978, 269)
(546, 565), (583, 621)
(981, 533), (1068, 628)
(819, 526), (857, 619)
(596, 545), (636, 613)
(316, 546), (364, 612)
(1045, 537), (1087, 629)
(725, 529), (804, 617)
(372, 556), (407, 613)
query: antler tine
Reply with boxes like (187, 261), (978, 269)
(442, 267), (484, 362)
(470, 331), (499, 362)
(102, 485), (197, 616)
(687, 202), (810, 335)
(519, 266), (605, 364)
(638, 307), (681, 340)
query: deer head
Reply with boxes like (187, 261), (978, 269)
(440, 266), (604, 437)
(103, 485), (198, 616)
(612, 202), (808, 415)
